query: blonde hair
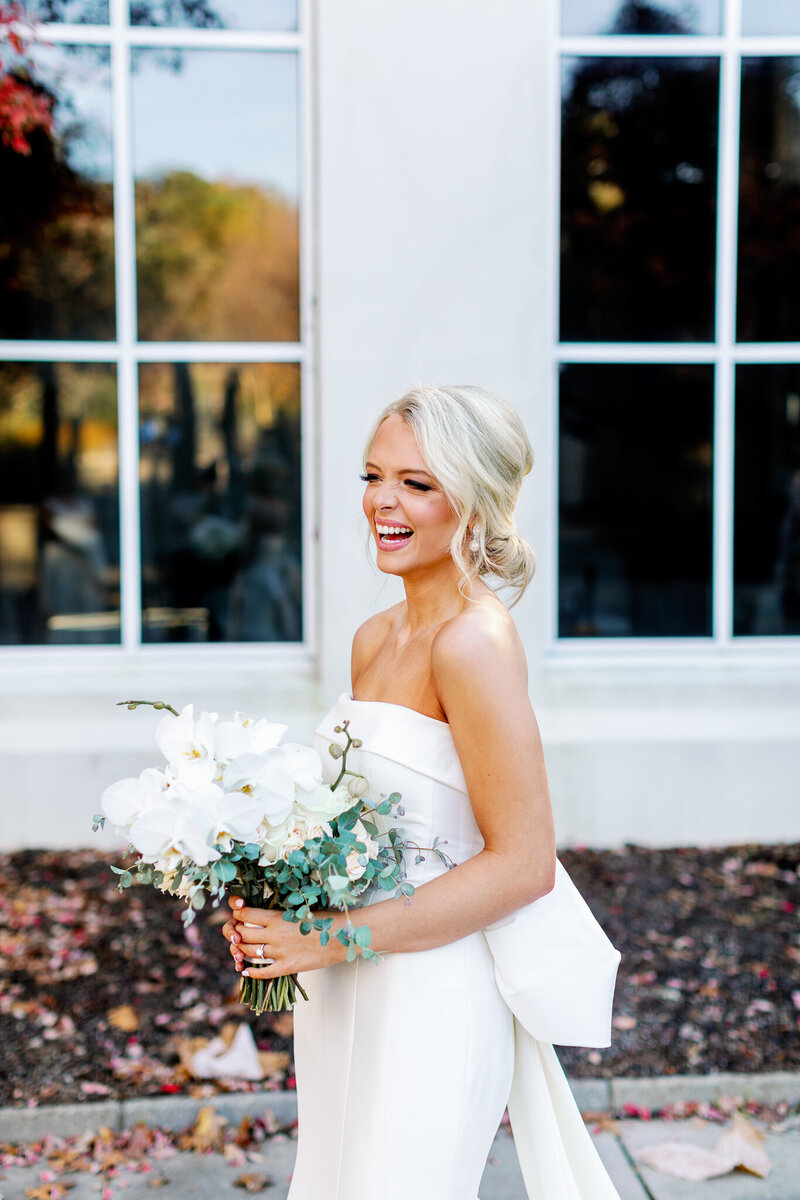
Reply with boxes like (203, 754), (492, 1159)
(364, 385), (536, 606)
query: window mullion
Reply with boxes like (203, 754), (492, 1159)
(713, 4), (743, 646)
(111, 1), (142, 652)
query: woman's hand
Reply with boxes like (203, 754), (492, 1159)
(221, 896), (346, 979)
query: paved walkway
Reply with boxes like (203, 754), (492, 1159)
(2, 1119), (799, 1199)
(2, 1077), (799, 1199)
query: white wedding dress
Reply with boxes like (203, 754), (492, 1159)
(288, 694), (622, 1200)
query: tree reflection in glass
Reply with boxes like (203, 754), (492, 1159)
(138, 362), (302, 643)
(737, 58), (800, 342)
(129, 0), (297, 29)
(132, 48), (300, 343)
(0, 43), (115, 340)
(17, 0), (109, 21)
(734, 366), (800, 636)
(560, 56), (719, 342)
(561, 0), (721, 36)
(559, 363), (714, 637)
(0, 362), (119, 645)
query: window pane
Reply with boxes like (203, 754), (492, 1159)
(737, 58), (800, 342)
(139, 362), (302, 643)
(0, 362), (119, 645)
(19, 1), (109, 22)
(734, 365), (800, 636)
(132, 49), (299, 342)
(558, 364), (714, 637)
(742, 0), (800, 35)
(130, 0), (297, 30)
(0, 44), (115, 340)
(560, 57), (719, 342)
(561, 0), (721, 35)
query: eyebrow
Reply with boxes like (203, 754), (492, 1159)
(365, 461), (434, 478)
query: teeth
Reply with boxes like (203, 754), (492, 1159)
(376, 523), (413, 535)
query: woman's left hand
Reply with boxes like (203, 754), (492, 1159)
(227, 897), (345, 978)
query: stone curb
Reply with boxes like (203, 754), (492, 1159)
(1, 1073), (798, 1144)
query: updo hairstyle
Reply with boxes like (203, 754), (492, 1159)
(364, 384), (536, 606)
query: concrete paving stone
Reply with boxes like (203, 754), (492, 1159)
(120, 1089), (297, 1132)
(610, 1072), (800, 1112)
(591, 1130), (650, 1200)
(618, 1119), (800, 1200)
(0, 1101), (121, 1143)
(569, 1077), (613, 1113)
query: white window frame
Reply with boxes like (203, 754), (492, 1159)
(548, 0), (800, 668)
(0, 0), (317, 678)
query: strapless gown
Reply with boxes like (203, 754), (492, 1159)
(288, 694), (622, 1200)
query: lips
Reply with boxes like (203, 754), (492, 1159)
(374, 521), (414, 550)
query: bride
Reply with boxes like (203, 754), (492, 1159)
(222, 385), (621, 1199)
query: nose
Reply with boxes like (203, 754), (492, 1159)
(372, 479), (399, 509)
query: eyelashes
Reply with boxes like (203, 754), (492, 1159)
(359, 473), (432, 492)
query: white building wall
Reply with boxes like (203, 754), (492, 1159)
(0, 0), (798, 851)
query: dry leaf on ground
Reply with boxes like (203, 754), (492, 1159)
(107, 1004), (139, 1032)
(638, 1112), (772, 1182)
(184, 1105), (227, 1153)
(715, 1112), (771, 1178)
(234, 1173), (273, 1192)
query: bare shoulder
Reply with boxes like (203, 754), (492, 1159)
(351, 603), (403, 680)
(431, 597), (528, 710)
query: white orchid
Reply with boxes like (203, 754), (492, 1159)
(156, 704), (217, 785)
(214, 711), (287, 765)
(296, 780), (354, 822)
(100, 766), (169, 834)
(128, 780), (225, 866)
(223, 743), (324, 827)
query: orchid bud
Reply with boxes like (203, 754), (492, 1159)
(351, 738), (363, 749)
(348, 775), (368, 798)
(328, 743), (343, 760)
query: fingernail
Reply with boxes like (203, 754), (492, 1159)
(234, 898), (244, 907)
(232, 934), (240, 943)
(241, 969), (250, 977)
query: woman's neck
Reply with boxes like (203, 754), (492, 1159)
(399, 560), (484, 635)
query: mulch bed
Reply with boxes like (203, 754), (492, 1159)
(0, 843), (798, 1108)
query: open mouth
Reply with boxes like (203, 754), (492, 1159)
(375, 522), (414, 548)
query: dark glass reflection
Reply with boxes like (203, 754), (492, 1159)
(139, 362), (302, 643)
(0, 362), (119, 645)
(561, 0), (721, 35)
(734, 366), (800, 636)
(132, 49), (299, 342)
(560, 57), (719, 342)
(742, 1), (800, 35)
(130, 0), (297, 30)
(17, 1), (109, 21)
(737, 59), (800, 342)
(559, 364), (714, 637)
(0, 44), (115, 340)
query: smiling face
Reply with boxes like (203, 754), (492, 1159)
(362, 414), (461, 580)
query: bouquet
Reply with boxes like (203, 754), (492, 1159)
(94, 700), (449, 1014)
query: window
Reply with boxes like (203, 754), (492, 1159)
(555, 0), (800, 651)
(0, 0), (311, 650)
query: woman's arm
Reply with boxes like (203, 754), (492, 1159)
(226, 608), (556, 975)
